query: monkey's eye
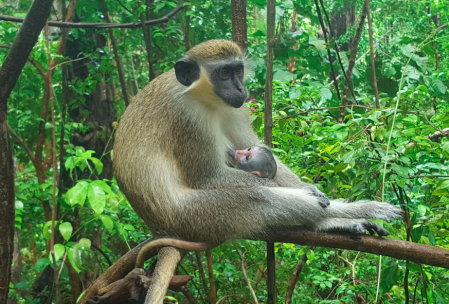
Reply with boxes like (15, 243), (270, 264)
(219, 67), (230, 78)
(247, 147), (251, 151)
(236, 66), (243, 75)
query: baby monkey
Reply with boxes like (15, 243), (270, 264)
(227, 145), (277, 179)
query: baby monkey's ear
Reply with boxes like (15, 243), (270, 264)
(250, 171), (261, 177)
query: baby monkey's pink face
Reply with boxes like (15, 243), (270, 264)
(233, 146), (261, 163)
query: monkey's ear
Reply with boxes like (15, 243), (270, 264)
(175, 58), (200, 86)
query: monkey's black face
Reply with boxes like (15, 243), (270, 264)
(174, 58), (247, 108)
(210, 62), (247, 108)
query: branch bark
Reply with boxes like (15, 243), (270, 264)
(258, 227), (449, 269)
(205, 250), (217, 304)
(231, 0), (248, 53)
(6, 123), (36, 165)
(0, 0), (54, 301)
(0, 3), (185, 29)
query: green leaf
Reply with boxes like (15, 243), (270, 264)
(273, 70), (295, 82)
(43, 221), (59, 241)
(308, 36), (326, 56)
(66, 181), (89, 206)
(100, 215), (114, 233)
(289, 88), (301, 99)
(51, 244), (66, 264)
(438, 180), (449, 189)
(432, 189), (448, 196)
(252, 117), (263, 132)
(306, 249), (315, 262)
(255, 19), (266, 35)
(87, 183), (106, 214)
(91, 180), (114, 195)
(67, 248), (81, 273)
(59, 222), (73, 242)
(90, 158), (104, 175)
(334, 163), (348, 174)
(35, 258), (50, 273)
(15, 200), (24, 210)
(124, 224), (135, 231)
(78, 238), (91, 251)
(320, 87), (332, 102)
(383, 65), (396, 77)
(379, 264), (400, 295)
(430, 79), (447, 95)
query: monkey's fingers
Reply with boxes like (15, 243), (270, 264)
(309, 188), (330, 208)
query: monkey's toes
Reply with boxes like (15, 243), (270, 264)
(363, 220), (389, 237)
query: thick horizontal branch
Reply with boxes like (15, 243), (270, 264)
(258, 227), (449, 269)
(0, 2), (185, 29)
(78, 227), (449, 304)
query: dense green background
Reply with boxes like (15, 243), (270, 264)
(1, 0), (449, 303)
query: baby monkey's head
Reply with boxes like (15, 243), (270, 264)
(228, 145), (277, 179)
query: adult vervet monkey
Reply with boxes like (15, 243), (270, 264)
(113, 40), (401, 302)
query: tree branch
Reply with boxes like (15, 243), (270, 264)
(6, 123), (36, 165)
(258, 227), (449, 269)
(0, 2), (185, 29)
(0, 45), (45, 77)
(427, 127), (449, 142)
(79, 228), (449, 304)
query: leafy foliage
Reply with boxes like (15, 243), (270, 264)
(2, 0), (449, 303)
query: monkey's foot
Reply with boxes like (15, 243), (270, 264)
(309, 187), (330, 208)
(317, 218), (389, 236)
(353, 220), (389, 237)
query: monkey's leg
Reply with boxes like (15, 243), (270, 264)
(144, 247), (181, 304)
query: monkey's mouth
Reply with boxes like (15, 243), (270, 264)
(223, 95), (246, 108)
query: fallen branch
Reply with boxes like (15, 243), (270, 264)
(0, 2), (185, 29)
(86, 268), (193, 304)
(78, 238), (155, 304)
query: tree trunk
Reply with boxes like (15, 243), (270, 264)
(329, 0), (355, 52)
(338, 0), (369, 122)
(0, 0), (54, 301)
(231, 0), (248, 54)
(265, 1), (276, 303)
(63, 34), (116, 187)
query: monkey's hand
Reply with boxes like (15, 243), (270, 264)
(308, 187), (330, 208)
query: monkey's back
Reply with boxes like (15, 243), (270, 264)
(114, 69), (228, 240)
(114, 70), (184, 236)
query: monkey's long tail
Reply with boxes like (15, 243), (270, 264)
(135, 238), (216, 268)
